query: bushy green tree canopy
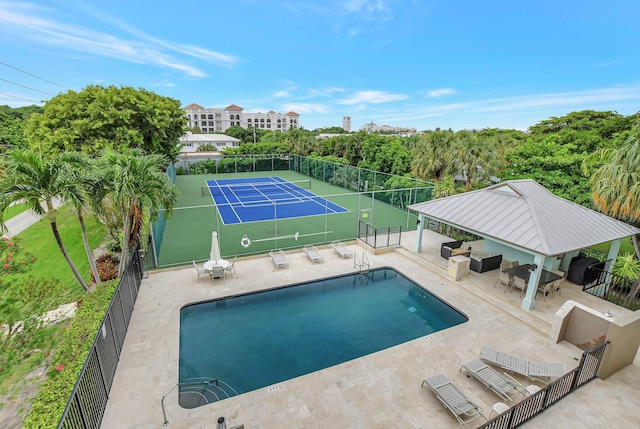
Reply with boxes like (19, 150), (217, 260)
(24, 85), (186, 159)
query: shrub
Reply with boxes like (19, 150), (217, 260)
(22, 279), (119, 429)
(91, 253), (120, 282)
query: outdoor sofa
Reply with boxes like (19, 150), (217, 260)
(440, 240), (471, 259)
(469, 253), (502, 273)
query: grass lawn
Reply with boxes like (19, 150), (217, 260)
(0, 203), (109, 411)
(14, 204), (109, 302)
(3, 202), (30, 219)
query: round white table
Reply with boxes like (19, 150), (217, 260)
(204, 259), (229, 270)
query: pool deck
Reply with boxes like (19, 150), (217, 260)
(100, 229), (640, 429)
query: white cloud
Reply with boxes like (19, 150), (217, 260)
(306, 86), (345, 98)
(281, 103), (330, 114)
(428, 88), (457, 98)
(0, 1), (238, 77)
(338, 90), (407, 105)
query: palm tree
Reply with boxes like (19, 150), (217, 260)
(99, 151), (177, 277)
(58, 152), (102, 284)
(1, 150), (91, 292)
(586, 119), (640, 257)
(453, 133), (500, 192)
(410, 130), (457, 182)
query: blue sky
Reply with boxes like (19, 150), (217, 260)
(1, 0), (639, 131)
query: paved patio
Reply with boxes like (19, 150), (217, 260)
(100, 229), (640, 428)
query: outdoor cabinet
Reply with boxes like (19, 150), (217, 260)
(448, 255), (470, 281)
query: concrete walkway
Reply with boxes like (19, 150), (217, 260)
(2, 198), (62, 238)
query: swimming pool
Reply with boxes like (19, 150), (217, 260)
(179, 267), (467, 408)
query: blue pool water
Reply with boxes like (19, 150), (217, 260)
(179, 268), (467, 407)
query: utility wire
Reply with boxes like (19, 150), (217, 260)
(0, 78), (54, 95)
(0, 92), (42, 103)
(0, 60), (68, 90)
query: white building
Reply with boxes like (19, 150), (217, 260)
(178, 132), (241, 153)
(184, 103), (300, 133)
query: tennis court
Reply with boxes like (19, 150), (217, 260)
(205, 176), (348, 224)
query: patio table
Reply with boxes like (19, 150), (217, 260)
(504, 264), (562, 289)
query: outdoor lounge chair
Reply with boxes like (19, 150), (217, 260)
(460, 359), (526, 402)
(480, 347), (565, 383)
(303, 245), (324, 264)
(269, 249), (289, 269)
(330, 240), (352, 259)
(421, 374), (486, 428)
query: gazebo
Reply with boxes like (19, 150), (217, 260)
(408, 179), (640, 310)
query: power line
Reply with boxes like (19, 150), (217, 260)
(0, 78), (54, 95)
(0, 92), (42, 103)
(0, 60), (68, 90)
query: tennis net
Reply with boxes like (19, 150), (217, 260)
(201, 179), (312, 197)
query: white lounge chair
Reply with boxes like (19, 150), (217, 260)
(269, 249), (289, 269)
(460, 359), (526, 402)
(422, 374), (486, 428)
(303, 245), (323, 264)
(480, 347), (565, 383)
(192, 261), (209, 282)
(330, 240), (352, 259)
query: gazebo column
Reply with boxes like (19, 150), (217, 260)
(414, 213), (425, 253)
(522, 254), (546, 311)
(607, 239), (622, 265)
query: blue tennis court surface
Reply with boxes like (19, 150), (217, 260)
(205, 176), (349, 225)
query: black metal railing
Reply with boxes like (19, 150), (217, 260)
(357, 221), (402, 249)
(583, 265), (640, 310)
(57, 244), (144, 429)
(478, 341), (608, 429)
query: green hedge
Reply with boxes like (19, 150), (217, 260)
(22, 279), (119, 429)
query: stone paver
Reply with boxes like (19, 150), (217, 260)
(100, 231), (640, 429)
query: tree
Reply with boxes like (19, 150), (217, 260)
(99, 151), (177, 276)
(1, 150), (91, 291)
(223, 126), (254, 143)
(411, 130), (457, 181)
(503, 136), (591, 205)
(528, 110), (632, 153)
(58, 152), (102, 284)
(585, 118), (640, 257)
(453, 133), (501, 192)
(24, 85), (187, 159)
(432, 176), (457, 198)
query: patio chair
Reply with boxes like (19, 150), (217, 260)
(495, 270), (512, 291)
(421, 374), (486, 428)
(330, 240), (352, 259)
(269, 249), (289, 269)
(303, 245), (324, 264)
(551, 270), (565, 295)
(460, 359), (526, 402)
(537, 281), (555, 301)
(192, 261), (209, 282)
(224, 255), (237, 279)
(513, 276), (527, 295)
(480, 347), (565, 383)
(210, 265), (225, 282)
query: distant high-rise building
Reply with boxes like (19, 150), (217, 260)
(184, 103), (300, 133)
(343, 116), (351, 132)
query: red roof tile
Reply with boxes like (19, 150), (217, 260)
(225, 104), (243, 110)
(184, 103), (204, 109)
(286, 111), (299, 116)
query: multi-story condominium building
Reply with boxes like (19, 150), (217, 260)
(184, 103), (300, 133)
